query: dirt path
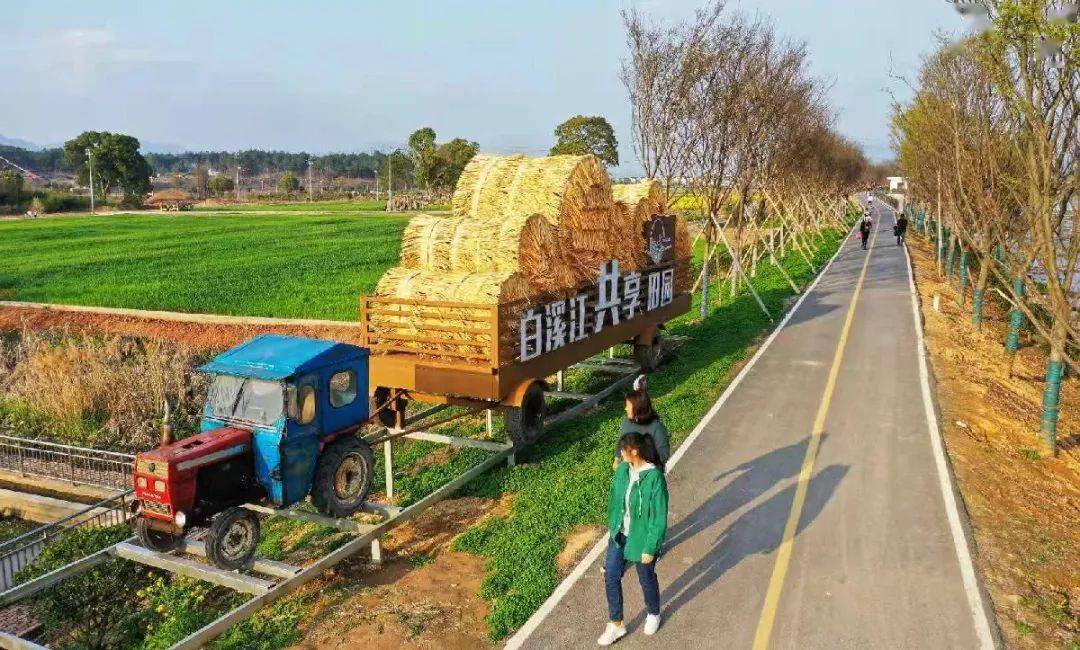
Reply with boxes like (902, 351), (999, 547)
(909, 236), (1079, 648)
(290, 495), (515, 649)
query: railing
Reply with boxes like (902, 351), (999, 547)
(0, 436), (133, 491)
(0, 490), (134, 590)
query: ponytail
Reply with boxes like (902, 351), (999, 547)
(619, 432), (665, 473)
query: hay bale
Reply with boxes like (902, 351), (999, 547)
(398, 212), (578, 294)
(375, 267), (529, 305)
(452, 154), (614, 276)
(612, 180), (666, 271)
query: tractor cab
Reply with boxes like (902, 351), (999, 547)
(132, 334), (374, 569)
(198, 334), (370, 506)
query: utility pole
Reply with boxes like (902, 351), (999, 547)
(235, 160), (241, 202)
(307, 159), (313, 202)
(86, 148), (95, 214)
(388, 154), (394, 209)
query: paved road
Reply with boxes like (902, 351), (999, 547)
(518, 201), (992, 649)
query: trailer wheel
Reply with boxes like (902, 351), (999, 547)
(506, 382), (546, 447)
(634, 335), (664, 372)
(312, 436), (375, 517)
(373, 386), (407, 428)
(205, 507), (260, 571)
(135, 517), (181, 553)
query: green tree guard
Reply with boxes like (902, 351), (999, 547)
(1006, 278), (1025, 354)
(957, 250), (969, 305)
(945, 237), (957, 281)
(1040, 360), (1064, 453)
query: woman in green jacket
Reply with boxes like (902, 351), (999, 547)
(612, 387), (671, 470)
(598, 432), (670, 645)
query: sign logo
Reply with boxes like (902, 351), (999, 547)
(645, 215), (675, 265)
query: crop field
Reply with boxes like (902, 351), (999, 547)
(0, 213), (410, 320)
(192, 199), (387, 212)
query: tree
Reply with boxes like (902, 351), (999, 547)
(208, 174), (235, 197)
(434, 138), (479, 188)
(550, 115), (619, 166)
(0, 170), (25, 207)
(408, 127), (439, 188)
(377, 150), (415, 192)
(63, 131), (153, 203)
(190, 165), (210, 198)
(278, 171), (301, 194)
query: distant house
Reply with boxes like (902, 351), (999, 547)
(146, 189), (194, 211)
(887, 176), (908, 193)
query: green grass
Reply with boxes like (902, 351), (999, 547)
(193, 199), (387, 212)
(0, 212), (410, 320)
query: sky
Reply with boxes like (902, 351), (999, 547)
(2, 1), (963, 175)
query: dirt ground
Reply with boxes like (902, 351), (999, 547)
(290, 494), (515, 649)
(0, 305), (361, 351)
(909, 236), (1079, 649)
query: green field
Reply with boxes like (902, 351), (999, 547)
(0, 213), (410, 320)
(193, 199), (388, 212)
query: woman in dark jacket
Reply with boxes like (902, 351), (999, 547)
(613, 387), (671, 470)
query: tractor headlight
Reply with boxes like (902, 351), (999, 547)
(136, 477), (147, 489)
(174, 511), (187, 527)
(153, 480), (166, 493)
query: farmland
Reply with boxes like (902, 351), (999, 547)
(192, 199), (388, 212)
(0, 212), (410, 320)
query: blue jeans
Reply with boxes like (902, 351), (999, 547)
(604, 532), (660, 621)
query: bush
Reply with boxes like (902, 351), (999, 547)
(37, 191), (90, 213)
(16, 525), (156, 650)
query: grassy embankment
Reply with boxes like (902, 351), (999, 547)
(0, 213), (409, 320)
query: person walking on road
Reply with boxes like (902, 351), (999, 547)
(598, 433), (670, 646)
(859, 212), (873, 250)
(894, 213), (908, 246)
(613, 381), (671, 470)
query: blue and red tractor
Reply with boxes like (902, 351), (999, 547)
(132, 335), (377, 570)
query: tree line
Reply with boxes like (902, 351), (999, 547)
(892, 0), (1077, 454)
(622, 0), (870, 315)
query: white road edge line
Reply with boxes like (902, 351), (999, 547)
(895, 205), (997, 649)
(505, 216), (857, 649)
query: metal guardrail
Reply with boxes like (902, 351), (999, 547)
(0, 436), (133, 491)
(0, 490), (134, 591)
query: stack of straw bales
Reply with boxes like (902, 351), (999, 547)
(374, 154), (688, 308)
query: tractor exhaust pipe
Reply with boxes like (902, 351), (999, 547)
(161, 398), (174, 447)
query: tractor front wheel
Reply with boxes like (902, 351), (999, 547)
(205, 507), (260, 571)
(135, 517), (182, 553)
(505, 382), (547, 448)
(312, 437), (375, 517)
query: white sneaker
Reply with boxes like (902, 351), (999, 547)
(643, 613), (661, 635)
(597, 622), (627, 646)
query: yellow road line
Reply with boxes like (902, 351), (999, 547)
(752, 222), (878, 650)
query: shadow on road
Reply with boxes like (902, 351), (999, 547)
(664, 435), (826, 555)
(627, 460), (850, 628)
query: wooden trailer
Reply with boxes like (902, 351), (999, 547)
(361, 250), (691, 445)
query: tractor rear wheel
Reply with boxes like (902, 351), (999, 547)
(312, 436), (375, 517)
(634, 334), (664, 372)
(505, 382), (547, 448)
(205, 507), (260, 571)
(135, 517), (182, 553)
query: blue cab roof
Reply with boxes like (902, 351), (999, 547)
(198, 334), (368, 381)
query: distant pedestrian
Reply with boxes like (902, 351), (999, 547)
(613, 383), (670, 470)
(598, 432), (669, 645)
(895, 214), (908, 246)
(859, 213), (873, 250)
